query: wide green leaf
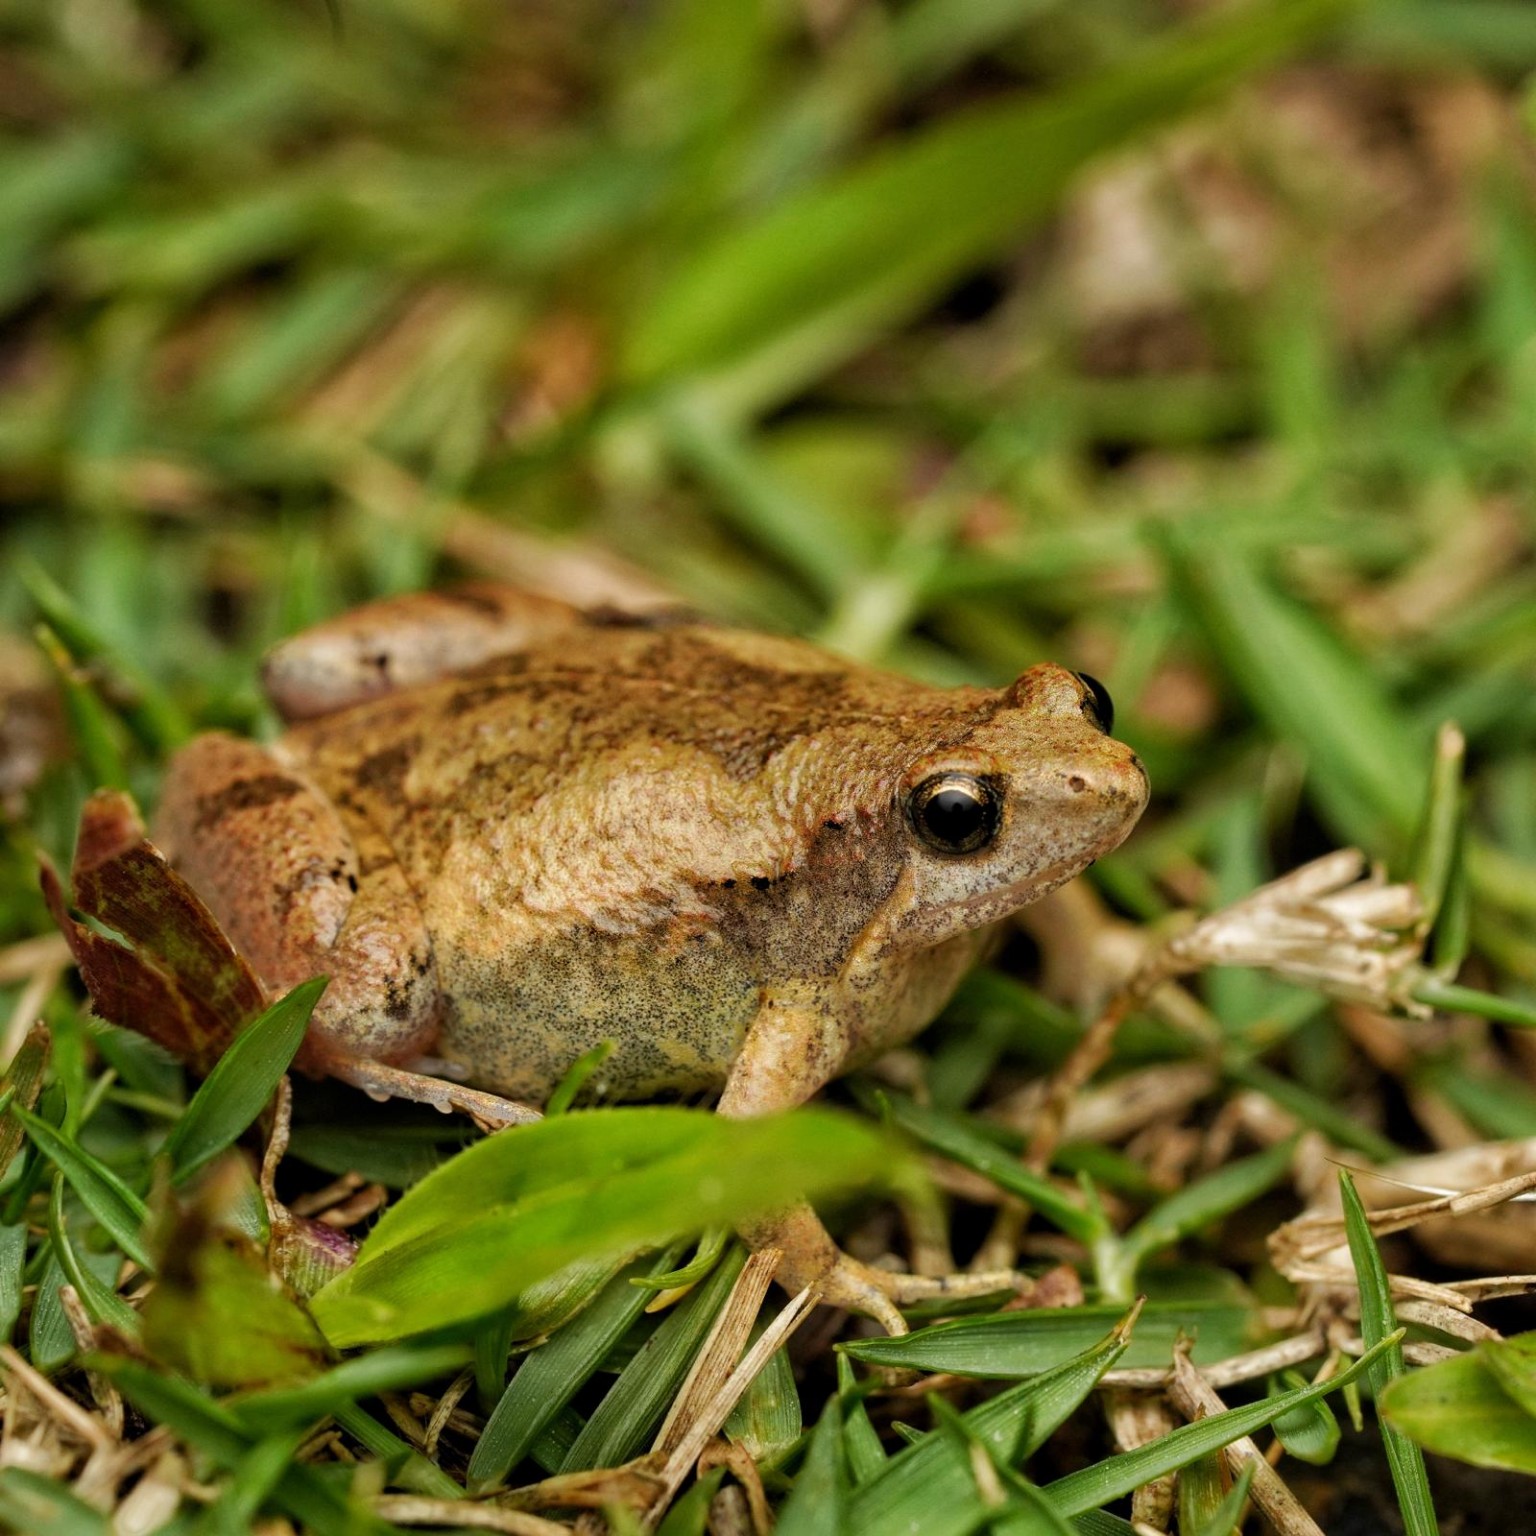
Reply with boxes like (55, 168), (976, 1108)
(312, 1107), (897, 1345)
(1380, 1348), (1536, 1475)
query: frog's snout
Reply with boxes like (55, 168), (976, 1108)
(1056, 745), (1150, 817)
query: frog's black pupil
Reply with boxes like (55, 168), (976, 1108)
(910, 775), (1000, 854)
(925, 787), (984, 844)
(1076, 672), (1114, 734)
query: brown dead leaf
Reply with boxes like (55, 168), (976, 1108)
(42, 789), (263, 1074)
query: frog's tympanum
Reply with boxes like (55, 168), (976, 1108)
(155, 584), (1148, 1326)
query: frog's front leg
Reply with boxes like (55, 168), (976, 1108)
(154, 733), (536, 1126)
(719, 986), (1020, 1334)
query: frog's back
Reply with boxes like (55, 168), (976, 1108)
(279, 617), (998, 1100)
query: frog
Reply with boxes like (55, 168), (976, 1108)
(152, 582), (1149, 1327)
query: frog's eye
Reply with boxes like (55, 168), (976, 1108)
(908, 774), (1002, 855)
(1075, 672), (1114, 734)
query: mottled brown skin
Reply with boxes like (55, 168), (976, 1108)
(154, 583), (1148, 1327)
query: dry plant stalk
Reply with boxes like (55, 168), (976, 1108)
(1168, 1344), (1326, 1536)
(1027, 848), (1426, 1177)
(373, 1498), (572, 1534)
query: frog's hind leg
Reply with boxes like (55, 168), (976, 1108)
(331, 1057), (540, 1129)
(261, 584), (589, 723)
(719, 986), (1024, 1334)
(155, 732), (538, 1126)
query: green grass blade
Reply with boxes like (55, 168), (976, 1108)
(1411, 979), (1536, 1028)
(1339, 1171), (1441, 1535)
(19, 558), (190, 752)
(0, 1468), (110, 1536)
(839, 1302), (1260, 1378)
(837, 1355), (887, 1486)
(1158, 531), (1423, 848)
(161, 976), (326, 1182)
(1411, 723), (1467, 938)
(331, 1401), (464, 1500)
(46, 1175), (138, 1335)
(229, 1342), (470, 1434)
(562, 1246), (746, 1471)
(1042, 1332), (1399, 1515)
(468, 1250), (676, 1489)
(774, 1391), (846, 1536)
(873, 1093), (1100, 1243)
(0, 1223), (25, 1345)
(10, 1103), (152, 1271)
(847, 1310), (1134, 1536)
(1186, 1460), (1255, 1536)
(1119, 1138), (1296, 1269)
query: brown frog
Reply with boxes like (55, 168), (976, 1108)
(154, 583), (1148, 1326)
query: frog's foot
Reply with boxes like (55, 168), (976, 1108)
(811, 1253), (1025, 1336)
(747, 1203), (1022, 1335)
(330, 1056), (541, 1130)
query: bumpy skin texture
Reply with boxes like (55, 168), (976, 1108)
(154, 584), (1149, 1322)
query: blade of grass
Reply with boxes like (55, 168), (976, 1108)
(46, 1175), (137, 1335)
(95, 1356), (394, 1534)
(19, 558), (190, 752)
(1186, 1460), (1255, 1536)
(839, 1302), (1259, 1378)
(837, 1354), (886, 1486)
(1042, 1332), (1400, 1515)
(10, 1103), (152, 1271)
(160, 976), (325, 1182)
(34, 624), (128, 793)
(626, 0), (1356, 405)
(0, 1224), (25, 1345)
(0, 1468), (110, 1536)
(561, 1245), (746, 1471)
(774, 1391), (845, 1536)
(1339, 1171), (1441, 1535)
(1157, 530), (1423, 849)
(847, 1307), (1137, 1536)
(331, 1400), (464, 1499)
(872, 1092), (1101, 1244)
(468, 1249), (681, 1490)
(226, 1342), (465, 1437)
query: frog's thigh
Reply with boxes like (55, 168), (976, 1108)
(154, 733), (437, 1066)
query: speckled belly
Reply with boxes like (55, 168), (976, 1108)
(432, 927), (761, 1104)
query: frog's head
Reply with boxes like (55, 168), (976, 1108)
(888, 664), (1148, 947)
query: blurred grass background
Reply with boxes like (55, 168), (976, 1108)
(8, 0), (1536, 1198)
(7, 0), (1536, 1522)
(10, 0), (1536, 1153)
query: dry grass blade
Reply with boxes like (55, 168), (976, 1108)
(373, 1499), (571, 1533)
(651, 1247), (782, 1459)
(646, 1276), (818, 1529)
(1168, 1345), (1325, 1536)
(1102, 1331), (1327, 1391)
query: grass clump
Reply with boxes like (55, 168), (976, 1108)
(6, 0), (1536, 1529)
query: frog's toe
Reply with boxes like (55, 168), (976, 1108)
(330, 1056), (542, 1128)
